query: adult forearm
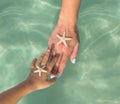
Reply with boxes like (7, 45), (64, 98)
(58, 0), (81, 27)
(0, 80), (34, 104)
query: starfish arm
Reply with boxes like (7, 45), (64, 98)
(57, 40), (62, 45)
(63, 32), (66, 37)
(41, 70), (47, 73)
(34, 70), (41, 77)
(34, 70), (39, 73)
(42, 66), (46, 69)
(36, 65), (40, 70)
(63, 41), (68, 47)
(39, 71), (41, 77)
(65, 38), (72, 40)
(57, 34), (62, 39)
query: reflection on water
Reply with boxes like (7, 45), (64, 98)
(0, 0), (120, 104)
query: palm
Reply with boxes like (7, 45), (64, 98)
(48, 24), (80, 75)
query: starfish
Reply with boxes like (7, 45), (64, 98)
(57, 31), (72, 47)
(34, 64), (47, 77)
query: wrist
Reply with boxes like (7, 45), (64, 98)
(57, 15), (78, 34)
(23, 80), (37, 92)
(58, 0), (80, 27)
(58, 13), (78, 28)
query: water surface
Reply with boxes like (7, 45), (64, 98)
(0, 0), (120, 104)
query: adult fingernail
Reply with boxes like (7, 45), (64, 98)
(47, 74), (55, 80)
(71, 58), (76, 64)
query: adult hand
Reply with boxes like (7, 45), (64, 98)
(48, 23), (80, 75)
(48, 0), (81, 76)
(26, 49), (58, 90)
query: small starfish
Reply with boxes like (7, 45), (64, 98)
(57, 31), (72, 47)
(34, 64), (47, 77)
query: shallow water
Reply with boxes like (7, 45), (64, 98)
(0, 0), (120, 104)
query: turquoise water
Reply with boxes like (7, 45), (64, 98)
(0, 0), (120, 104)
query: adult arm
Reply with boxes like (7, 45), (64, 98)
(59, 0), (81, 27)
(48, 0), (81, 75)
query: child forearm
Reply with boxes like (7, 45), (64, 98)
(0, 80), (34, 104)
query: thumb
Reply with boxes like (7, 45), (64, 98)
(70, 43), (80, 64)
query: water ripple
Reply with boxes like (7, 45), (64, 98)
(0, 7), (23, 18)
(81, 24), (120, 55)
(32, 0), (60, 10)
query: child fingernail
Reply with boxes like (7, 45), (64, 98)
(56, 73), (61, 78)
(50, 74), (56, 79)
(49, 73), (61, 79)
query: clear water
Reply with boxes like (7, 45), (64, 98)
(0, 0), (120, 104)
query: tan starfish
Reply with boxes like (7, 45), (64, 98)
(57, 31), (72, 47)
(34, 64), (47, 77)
